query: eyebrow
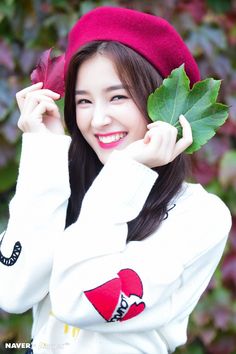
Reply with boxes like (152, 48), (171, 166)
(75, 84), (128, 95)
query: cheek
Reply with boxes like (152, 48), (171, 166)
(76, 109), (89, 133)
(117, 103), (146, 127)
(127, 108), (148, 135)
(134, 124), (148, 140)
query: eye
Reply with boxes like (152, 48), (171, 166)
(77, 99), (91, 105)
(111, 95), (127, 101)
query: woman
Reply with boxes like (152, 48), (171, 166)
(0, 6), (231, 354)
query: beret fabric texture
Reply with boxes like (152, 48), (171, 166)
(65, 6), (200, 85)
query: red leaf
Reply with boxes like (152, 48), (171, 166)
(191, 156), (217, 184)
(208, 335), (236, 354)
(201, 328), (216, 346)
(177, 0), (206, 23)
(219, 116), (236, 136)
(212, 306), (231, 330)
(30, 48), (65, 97)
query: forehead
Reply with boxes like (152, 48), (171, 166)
(76, 53), (122, 88)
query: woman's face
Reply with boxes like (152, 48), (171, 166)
(75, 53), (148, 164)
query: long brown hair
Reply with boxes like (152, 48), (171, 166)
(64, 41), (190, 241)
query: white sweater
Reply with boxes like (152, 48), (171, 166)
(0, 133), (232, 354)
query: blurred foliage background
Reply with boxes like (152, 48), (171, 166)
(0, 0), (236, 353)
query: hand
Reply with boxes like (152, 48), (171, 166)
(124, 115), (193, 168)
(16, 82), (64, 134)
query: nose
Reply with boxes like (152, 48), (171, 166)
(91, 103), (112, 129)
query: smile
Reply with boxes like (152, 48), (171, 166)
(97, 132), (127, 143)
(96, 132), (128, 149)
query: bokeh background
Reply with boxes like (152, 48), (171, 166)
(0, 0), (236, 353)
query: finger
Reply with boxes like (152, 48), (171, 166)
(179, 114), (192, 146)
(161, 127), (178, 153)
(17, 85), (60, 99)
(19, 101), (59, 128)
(18, 101), (61, 134)
(16, 82), (43, 97)
(16, 82), (43, 111)
(147, 121), (164, 129)
(144, 123), (166, 143)
(33, 101), (60, 117)
(147, 120), (179, 132)
(147, 122), (178, 140)
(180, 114), (192, 137)
(152, 128), (177, 162)
(172, 115), (193, 159)
(143, 131), (151, 144)
(16, 85), (60, 112)
(25, 89), (60, 100)
(143, 128), (163, 150)
(22, 95), (56, 116)
(24, 93), (55, 104)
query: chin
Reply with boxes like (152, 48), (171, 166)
(96, 151), (110, 165)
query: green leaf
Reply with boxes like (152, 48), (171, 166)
(147, 64), (229, 153)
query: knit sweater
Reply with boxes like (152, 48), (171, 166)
(0, 133), (232, 354)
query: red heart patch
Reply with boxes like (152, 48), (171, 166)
(84, 268), (145, 322)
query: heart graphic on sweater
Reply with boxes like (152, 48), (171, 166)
(84, 268), (145, 322)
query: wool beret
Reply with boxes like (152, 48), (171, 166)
(65, 6), (200, 85)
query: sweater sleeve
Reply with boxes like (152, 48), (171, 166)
(49, 151), (232, 332)
(0, 132), (71, 314)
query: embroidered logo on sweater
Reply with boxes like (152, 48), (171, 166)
(0, 233), (22, 266)
(84, 268), (145, 322)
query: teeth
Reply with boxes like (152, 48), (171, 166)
(98, 133), (127, 144)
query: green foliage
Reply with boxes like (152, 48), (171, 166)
(207, 0), (233, 14)
(147, 65), (229, 153)
(0, 310), (32, 354)
(0, 0), (236, 353)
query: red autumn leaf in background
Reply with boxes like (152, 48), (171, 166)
(191, 157), (217, 184)
(31, 48), (65, 97)
(177, 0), (206, 23)
(208, 335), (236, 354)
(211, 306), (231, 330)
(219, 117), (236, 136)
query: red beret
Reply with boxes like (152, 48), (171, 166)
(65, 6), (200, 85)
